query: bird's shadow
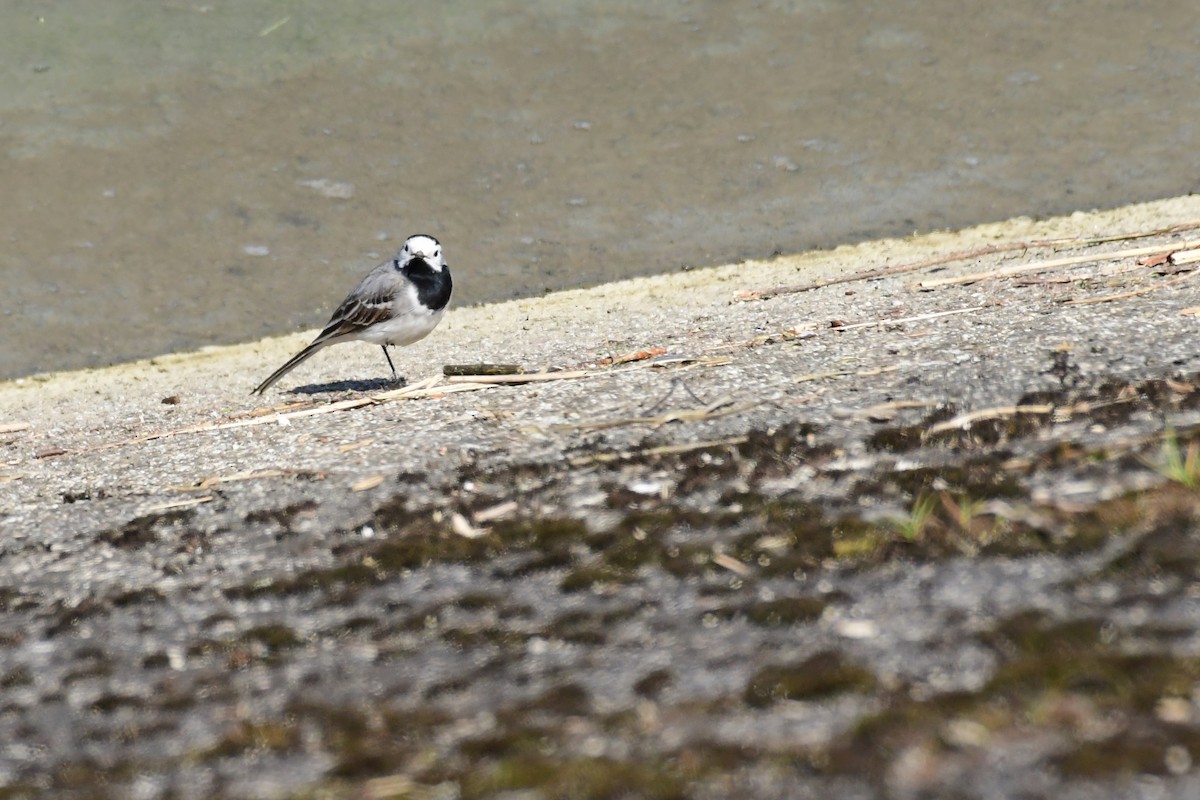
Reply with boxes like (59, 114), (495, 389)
(286, 377), (405, 395)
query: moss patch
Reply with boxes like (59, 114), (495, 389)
(744, 652), (876, 708)
(96, 508), (195, 550)
(825, 608), (1200, 779)
(460, 755), (688, 800)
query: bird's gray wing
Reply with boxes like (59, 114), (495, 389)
(252, 262), (413, 394)
(312, 264), (405, 344)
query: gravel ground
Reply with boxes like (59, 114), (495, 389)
(2, 196), (1200, 799)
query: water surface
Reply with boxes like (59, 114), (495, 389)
(2, 1), (1197, 378)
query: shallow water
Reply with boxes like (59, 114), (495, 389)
(2, 0), (1198, 379)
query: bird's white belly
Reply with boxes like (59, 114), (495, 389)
(357, 307), (446, 347)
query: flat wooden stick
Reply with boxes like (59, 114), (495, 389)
(1166, 248), (1200, 265)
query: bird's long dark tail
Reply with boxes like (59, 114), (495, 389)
(252, 342), (328, 395)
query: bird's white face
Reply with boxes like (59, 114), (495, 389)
(400, 235), (445, 271)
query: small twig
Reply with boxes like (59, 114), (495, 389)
(449, 512), (487, 539)
(473, 500), (519, 524)
(443, 370), (590, 385)
(33, 369), (605, 461)
(443, 364), (524, 376)
(794, 365), (900, 383)
(736, 220), (1200, 300)
(0, 423), (31, 434)
(917, 240), (1200, 289)
(708, 307), (979, 357)
(239, 400), (322, 419)
(598, 347), (668, 366)
(560, 400), (751, 433)
(351, 475), (385, 492)
(653, 398), (740, 427)
(1014, 275), (1073, 286)
(794, 369), (857, 383)
(711, 552), (752, 577)
(832, 305), (987, 331)
(369, 374), (443, 397)
(35, 376), (488, 459)
(738, 243), (1049, 300)
(635, 436), (750, 457)
(855, 400), (937, 421)
(926, 404), (1056, 436)
(644, 378), (711, 414)
(173, 468), (325, 491)
(705, 327), (815, 353)
(143, 495), (215, 513)
(567, 435), (750, 466)
(1063, 267), (1200, 306)
(259, 16), (290, 36)
(1002, 418), (1200, 477)
(647, 355), (733, 369)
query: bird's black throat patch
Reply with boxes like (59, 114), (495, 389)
(399, 258), (453, 311)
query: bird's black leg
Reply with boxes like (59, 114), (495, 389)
(381, 345), (398, 382)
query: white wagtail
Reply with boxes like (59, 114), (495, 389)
(253, 234), (452, 394)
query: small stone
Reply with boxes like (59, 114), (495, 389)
(1165, 745), (1192, 775)
(298, 178), (355, 199)
(835, 619), (878, 639)
(941, 718), (990, 748)
(1156, 696), (1192, 724)
(772, 155), (799, 172)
